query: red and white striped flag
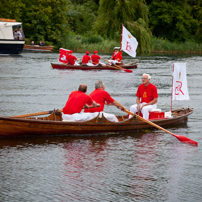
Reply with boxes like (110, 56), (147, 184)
(59, 48), (70, 63)
(172, 63), (190, 100)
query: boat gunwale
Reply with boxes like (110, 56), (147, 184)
(0, 108), (193, 126)
(50, 62), (138, 70)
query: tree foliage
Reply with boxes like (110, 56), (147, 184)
(0, 0), (25, 22)
(148, 0), (198, 42)
(21, 0), (69, 45)
(94, 0), (152, 52)
(1, 0), (202, 52)
(67, 0), (98, 35)
(188, 0), (202, 43)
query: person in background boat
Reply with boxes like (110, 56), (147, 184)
(108, 47), (122, 65)
(67, 50), (81, 65)
(39, 41), (45, 46)
(91, 50), (101, 65)
(82, 51), (91, 65)
(62, 84), (100, 122)
(84, 80), (126, 122)
(31, 41), (35, 45)
(13, 29), (19, 40)
(18, 30), (23, 40)
(129, 73), (158, 119)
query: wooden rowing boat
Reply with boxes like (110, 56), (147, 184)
(50, 62), (137, 70)
(23, 45), (53, 52)
(0, 107), (193, 137)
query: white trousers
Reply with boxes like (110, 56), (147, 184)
(62, 112), (118, 122)
(108, 60), (119, 64)
(129, 103), (157, 119)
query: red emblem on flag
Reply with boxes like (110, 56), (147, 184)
(59, 48), (70, 63)
(175, 81), (184, 95)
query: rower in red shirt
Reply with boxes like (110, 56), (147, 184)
(91, 50), (101, 65)
(84, 80), (126, 122)
(82, 51), (91, 64)
(67, 50), (80, 65)
(62, 84), (100, 122)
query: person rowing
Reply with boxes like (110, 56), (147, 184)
(62, 84), (100, 122)
(81, 51), (92, 65)
(67, 50), (81, 65)
(84, 80), (126, 122)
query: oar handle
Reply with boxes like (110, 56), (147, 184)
(11, 104), (100, 118)
(12, 109), (63, 118)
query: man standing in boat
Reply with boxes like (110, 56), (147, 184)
(129, 73), (158, 119)
(84, 80), (126, 122)
(109, 47), (122, 65)
(62, 84), (100, 121)
(68, 50), (81, 65)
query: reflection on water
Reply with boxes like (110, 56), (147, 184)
(0, 53), (202, 201)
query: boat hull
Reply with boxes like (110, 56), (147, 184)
(23, 45), (53, 52)
(51, 63), (137, 70)
(0, 41), (24, 54)
(0, 108), (193, 137)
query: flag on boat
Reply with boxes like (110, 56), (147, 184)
(172, 63), (190, 100)
(121, 25), (138, 57)
(59, 48), (70, 63)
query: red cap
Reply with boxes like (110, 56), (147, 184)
(94, 50), (98, 53)
(69, 50), (73, 53)
(86, 51), (89, 54)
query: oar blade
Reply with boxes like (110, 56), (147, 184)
(124, 69), (133, 73)
(174, 134), (198, 146)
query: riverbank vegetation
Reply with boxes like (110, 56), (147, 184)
(1, 0), (202, 54)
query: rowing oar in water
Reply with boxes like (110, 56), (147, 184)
(11, 104), (101, 118)
(101, 57), (133, 73)
(124, 109), (198, 146)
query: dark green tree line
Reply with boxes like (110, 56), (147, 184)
(1, 0), (202, 52)
(94, 0), (152, 52)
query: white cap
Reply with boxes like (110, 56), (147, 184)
(114, 47), (120, 50)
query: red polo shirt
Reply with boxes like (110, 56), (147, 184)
(84, 89), (114, 112)
(68, 54), (77, 65)
(82, 55), (91, 63)
(63, 91), (93, 114)
(91, 54), (101, 64)
(136, 83), (158, 103)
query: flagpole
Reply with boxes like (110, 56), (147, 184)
(121, 25), (123, 53)
(171, 63), (174, 112)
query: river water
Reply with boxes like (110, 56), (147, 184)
(0, 52), (202, 202)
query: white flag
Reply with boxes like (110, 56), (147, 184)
(172, 63), (190, 100)
(121, 25), (138, 57)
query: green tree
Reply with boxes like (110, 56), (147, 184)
(149, 0), (198, 42)
(67, 0), (98, 35)
(188, 0), (202, 43)
(0, 0), (25, 22)
(21, 0), (70, 45)
(94, 0), (152, 53)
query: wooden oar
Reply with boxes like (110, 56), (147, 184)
(105, 64), (120, 70)
(101, 58), (133, 73)
(11, 104), (100, 118)
(124, 109), (198, 146)
(12, 109), (63, 118)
